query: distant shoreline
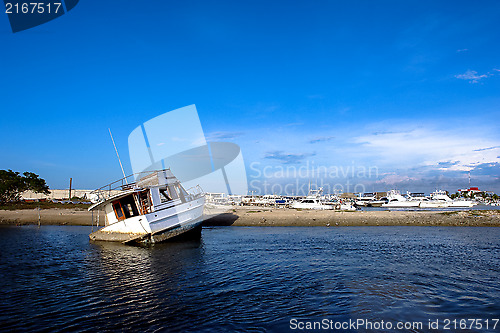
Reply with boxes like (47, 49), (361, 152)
(0, 208), (100, 226)
(1, 207), (500, 227)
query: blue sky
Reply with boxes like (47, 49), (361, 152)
(1, 1), (499, 194)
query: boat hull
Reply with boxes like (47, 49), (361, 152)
(145, 217), (203, 244)
(448, 201), (476, 208)
(367, 201), (385, 207)
(340, 204), (357, 211)
(382, 201), (420, 208)
(419, 201), (450, 208)
(90, 197), (205, 244)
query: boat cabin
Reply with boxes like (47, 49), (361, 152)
(90, 170), (192, 226)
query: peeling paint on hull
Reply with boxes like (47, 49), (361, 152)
(89, 217), (203, 245)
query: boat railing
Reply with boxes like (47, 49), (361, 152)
(90, 169), (201, 203)
(187, 184), (204, 198)
(90, 174), (140, 203)
(90, 169), (173, 202)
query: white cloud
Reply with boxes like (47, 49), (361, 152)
(353, 127), (500, 172)
(455, 70), (492, 83)
(309, 136), (335, 144)
(264, 151), (316, 164)
(206, 131), (243, 141)
(376, 174), (419, 185)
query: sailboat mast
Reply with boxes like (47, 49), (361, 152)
(109, 128), (128, 184)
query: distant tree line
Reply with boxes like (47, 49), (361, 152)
(0, 170), (50, 204)
(450, 191), (499, 200)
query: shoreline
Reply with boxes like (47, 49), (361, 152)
(1, 207), (500, 227)
(0, 208), (101, 226)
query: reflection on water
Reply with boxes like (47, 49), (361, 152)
(0, 225), (499, 332)
(82, 239), (206, 332)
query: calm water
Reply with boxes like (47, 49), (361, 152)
(1, 226), (499, 332)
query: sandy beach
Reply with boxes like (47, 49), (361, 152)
(204, 207), (500, 227)
(1, 207), (499, 227)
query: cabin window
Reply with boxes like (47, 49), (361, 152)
(160, 188), (172, 203)
(176, 184), (188, 201)
(112, 195), (140, 221)
(167, 185), (179, 200)
(157, 183), (189, 204)
(122, 195), (139, 218)
(112, 201), (125, 221)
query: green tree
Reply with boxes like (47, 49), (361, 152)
(0, 170), (50, 204)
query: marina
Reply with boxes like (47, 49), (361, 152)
(204, 187), (497, 211)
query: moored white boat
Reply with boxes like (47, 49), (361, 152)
(367, 200), (386, 207)
(448, 200), (476, 208)
(381, 190), (420, 208)
(418, 199), (450, 208)
(291, 187), (333, 210)
(88, 169), (205, 245)
(355, 192), (385, 207)
(407, 192), (450, 208)
(291, 197), (333, 210)
(355, 193), (376, 207)
(430, 190), (476, 208)
(340, 202), (357, 211)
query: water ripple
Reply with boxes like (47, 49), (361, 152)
(1, 226), (500, 331)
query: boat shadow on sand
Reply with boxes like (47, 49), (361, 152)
(202, 213), (239, 226)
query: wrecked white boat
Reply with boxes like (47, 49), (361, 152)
(88, 169), (205, 245)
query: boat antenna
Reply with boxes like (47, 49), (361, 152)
(108, 128), (128, 184)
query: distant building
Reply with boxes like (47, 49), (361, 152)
(458, 187), (493, 196)
(340, 192), (357, 199)
(21, 189), (93, 201)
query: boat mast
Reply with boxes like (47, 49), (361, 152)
(109, 128), (128, 184)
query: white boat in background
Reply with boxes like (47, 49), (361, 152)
(291, 197), (333, 210)
(355, 192), (385, 207)
(339, 201), (357, 211)
(291, 187), (333, 210)
(355, 193), (376, 207)
(382, 190), (476, 209)
(253, 194), (282, 206)
(430, 190), (476, 208)
(418, 198), (450, 208)
(407, 191), (450, 208)
(88, 169), (205, 245)
(366, 199), (386, 207)
(381, 190), (420, 208)
(449, 200), (476, 208)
